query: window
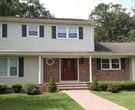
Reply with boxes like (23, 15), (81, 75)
(0, 58), (18, 77)
(0, 58), (8, 76)
(28, 25), (39, 37)
(57, 26), (78, 39)
(101, 59), (109, 69)
(101, 58), (121, 70)
(57, 27), (66, 38)
(68, 27), (77, 38)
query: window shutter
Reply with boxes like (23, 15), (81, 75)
(22, 25), (27, 37)
(2, 24), (7, 38)
(19, 57), (24, 77)
(97, 58), (101, 70)
(121, 58), (125, 69)
(39, 25), (44, 37)
(52, 26), (56, 39)
(79, 27), (83, 39)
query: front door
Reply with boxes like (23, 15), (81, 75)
(61, 59), (77, 81)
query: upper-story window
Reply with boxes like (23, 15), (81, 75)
(28, 25), (39, 37)
(57, 26), (78, 39)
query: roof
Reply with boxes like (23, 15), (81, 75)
(95, 43), (135, 53)
(0, 16), (91, 25)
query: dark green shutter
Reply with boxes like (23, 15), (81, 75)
(121, 58), (125, 69)
(22, 25), (27, 37)
(39, 25), (44, 37)
(52, 26), (56, 39)
(97, 58), (101, 70)
(2, 24), (7, 38)
(79, 27), (83, 39)
(19, 57), (24, 77)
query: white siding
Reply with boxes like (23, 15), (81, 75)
(0, 22), (94, 52)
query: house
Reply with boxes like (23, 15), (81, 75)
(0, 17), (135, 89)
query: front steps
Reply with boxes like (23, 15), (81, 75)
(57, 82), (89, 90)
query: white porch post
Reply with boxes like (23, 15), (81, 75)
(89, 56), (92, 82)
(38, 56), (42, 84)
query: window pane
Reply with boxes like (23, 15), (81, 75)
(58, 27), (66, 38)
(28, 25), (38, 36)
(112, 59), (119, 69)
(69, 27), (77, 38)
(0, 58), (8, 76)
(102, 59), (109, 69)
(10, 58), (17, 76)
(102, 59), (109, 63)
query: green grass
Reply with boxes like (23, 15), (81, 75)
(93, 91), (135, 110)
(0, 93), (83, 110)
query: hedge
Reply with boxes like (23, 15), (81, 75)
(98, 81), (135, 91)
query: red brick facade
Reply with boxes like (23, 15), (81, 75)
(43, 58), (130, 82)
(92, 58), (130, 81)
(43, 58), (59, 82)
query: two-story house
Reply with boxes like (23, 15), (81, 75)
(0, 17), (135, 89)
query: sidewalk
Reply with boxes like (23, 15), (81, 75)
(63, 90), (128, 110)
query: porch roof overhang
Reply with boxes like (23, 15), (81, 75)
(0, 50), (135, 57)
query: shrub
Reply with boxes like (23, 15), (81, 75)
(89, 77), (98, 91)
(48, 77), (57, 92)
(98, 82), (108, 91)
(0, 83), (7, 94)
(107, 83), (120, 93)
(12, 83), (22, 93)
(24, 83), (40, 95)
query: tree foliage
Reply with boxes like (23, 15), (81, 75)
(89, 3), (135, 42)
(0, 0), (53, 18)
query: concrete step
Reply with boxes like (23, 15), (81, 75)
(57, 83), (89, 90)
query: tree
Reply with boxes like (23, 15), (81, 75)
(0, 0), (53, 18)
(89, 3), (133, 42)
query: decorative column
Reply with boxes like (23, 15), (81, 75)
(89, 56), (92, 82)
(38, 56), (42, 84)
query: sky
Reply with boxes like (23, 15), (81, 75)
(40, 0), (134, 19)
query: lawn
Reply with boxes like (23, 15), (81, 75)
(93, 91), (135, 110)
(0, 93), (83, 110)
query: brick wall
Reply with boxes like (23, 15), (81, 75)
(79, 58), (89, 82)
(43, 58), (59, 82)
(92, 58), (130, 81)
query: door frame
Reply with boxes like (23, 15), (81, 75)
(59, 58), (79, 82)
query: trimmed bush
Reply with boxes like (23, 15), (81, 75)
(89, 77), (98, 91)
(24, 83), (40, 95)
(107, 83), (120, 93)
(0, 83), (7, 94)
(98, 82), (108, 91)
(48, 77), (57, 92)
(12, 83), (22, 93)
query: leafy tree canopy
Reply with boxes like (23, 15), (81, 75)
(0, 0), (53, 18)
(89, 3), (135, 42)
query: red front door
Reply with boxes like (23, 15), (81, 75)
(61, 59), (77, 81)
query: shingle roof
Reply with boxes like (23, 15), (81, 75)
(95, 43), (135, 53)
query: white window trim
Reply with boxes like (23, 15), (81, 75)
(27, 25), (39, 38)
(0, 57), (19, 77)
(56, 26), (78, 39)
(101, 58), (121, 70)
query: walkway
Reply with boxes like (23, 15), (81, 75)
(63, 90), (128, 110)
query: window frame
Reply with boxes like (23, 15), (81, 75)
(101, 58), (121, 70)
(0, 57), (18, 77)
(27, 25), (39, 38)
(56, 26), (78, 39)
